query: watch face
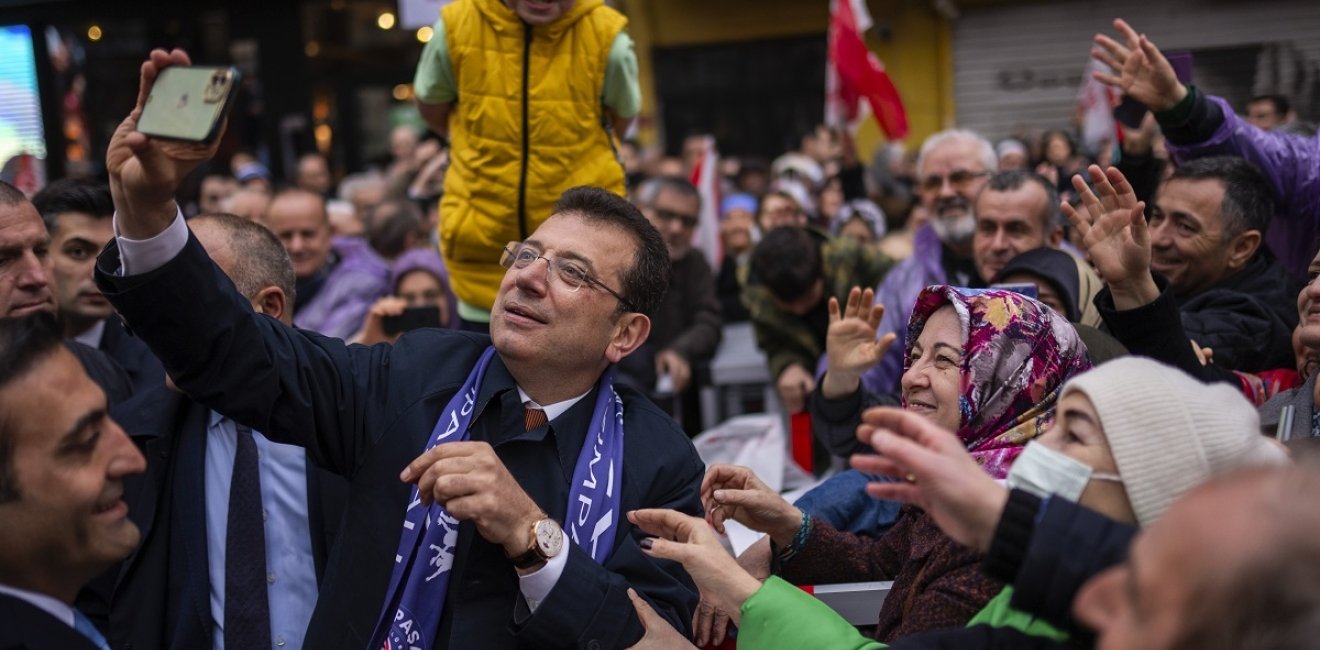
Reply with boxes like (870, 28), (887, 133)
(535, 519), (564, 557)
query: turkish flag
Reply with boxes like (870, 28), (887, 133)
(826, 0), (909, 140)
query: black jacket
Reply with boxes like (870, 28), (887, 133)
(1097, 252), (1300, 374)
(0, 594), (100, 650)
(98, 316), (165, 397)
(95, 233), (704, 649)
(104, 384), (348, 650)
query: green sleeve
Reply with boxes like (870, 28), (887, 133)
(601, 31), (641, 118)
(966, 587), (1070, 642)
(738, 576), (886, 650)
(413, 16), (456, 104)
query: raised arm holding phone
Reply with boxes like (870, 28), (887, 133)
(98, 48), (704, 650)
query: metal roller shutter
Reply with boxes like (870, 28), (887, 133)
(951, 0), (1320, 143)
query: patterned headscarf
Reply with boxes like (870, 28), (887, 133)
(904, 285), (1092, 478)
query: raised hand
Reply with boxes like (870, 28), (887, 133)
(700, 465), (800, 543)
(1091, 18), (1186, 112)
(821, 287), (896, 399)
(108, 49), (225, 238)
(851, 407), (1007, 552)
(1061, 165), (1158, 309)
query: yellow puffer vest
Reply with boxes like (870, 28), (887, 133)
(440, 0), (627, 311)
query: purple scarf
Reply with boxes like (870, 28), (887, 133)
(369, 346), (625, 649)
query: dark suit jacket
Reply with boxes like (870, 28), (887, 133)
(0, 593), (99, 650)
(65, 340), (132, 407)
(98, 316), (165, 398)
(96, 234), (704, 649)
(102, 384), (348, 650)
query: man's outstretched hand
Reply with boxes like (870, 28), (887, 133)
(1091, 18), (1186, 113)
(1060, 165), (1158, 310)
(108, 48), (225, 239)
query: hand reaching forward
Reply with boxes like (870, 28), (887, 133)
(851, 407), (1007, 553)
(628, 509), (762, 628)
(700, 465), (801, 544)
(821, 287), (895, 399)
(1061, 165), (1158, 309)
(108, 49), (225, 238)
(1091, 18), (1187, 112)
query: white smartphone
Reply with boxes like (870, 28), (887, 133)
(137, 65), (241, 143)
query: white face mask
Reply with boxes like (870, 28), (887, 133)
(1005, 441), (1123, 502)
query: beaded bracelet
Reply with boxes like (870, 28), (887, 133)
(776, 511), (813, 562)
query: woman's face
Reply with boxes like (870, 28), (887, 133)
(1036, 391), (1136, 524)
(838, 217), (876, 245)
(1295, 249), (1320, 350)
(720, 208), (755, 255)
(396, 270), (448, 324)
(1044, 134), (1072, 166)
(901, 306), (964, 432)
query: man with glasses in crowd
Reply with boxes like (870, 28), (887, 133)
(96, 49), (702, 650)
(624, 176), (722, 433)
(865, 129), (998, 394)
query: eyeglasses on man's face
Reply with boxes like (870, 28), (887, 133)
(918, 170), (989, 194)
(652, 207), (699, 230)
(500, 242), (636, 312)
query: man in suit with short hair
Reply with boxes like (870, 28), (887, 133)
(0, 313), (147, 649)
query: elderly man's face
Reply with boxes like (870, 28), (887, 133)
(267, 193), (332, 280)
(918, 139), (991, 248)
(0, 201), (55, 318)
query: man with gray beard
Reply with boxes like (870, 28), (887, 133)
(861, 129), (996, 394)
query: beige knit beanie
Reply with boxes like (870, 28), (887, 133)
(1062, 357), (1289, 528)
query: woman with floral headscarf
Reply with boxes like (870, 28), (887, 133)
(692, 285), (1091, 645)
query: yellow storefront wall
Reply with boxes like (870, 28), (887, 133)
(617, 0), (954, 155)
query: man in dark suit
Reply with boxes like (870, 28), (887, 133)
(0, 180), (132, 406)
(97, 49), (703, 649)
(108, 214), (347, 649)
(34, 178), (165, 395)
(0, 313), (147, 649)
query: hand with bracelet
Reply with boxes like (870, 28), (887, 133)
(700, 464), (802, 546)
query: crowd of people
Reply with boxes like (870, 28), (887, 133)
(2, 2), (1320, 649)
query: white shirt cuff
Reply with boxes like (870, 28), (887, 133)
(113, 208), (188, 276)
(518, 547), (568, 612)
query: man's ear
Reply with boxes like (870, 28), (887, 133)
(1225, 229), (1262, 272)
(606, 313), (651, 364)
(251, 286), (289, 324)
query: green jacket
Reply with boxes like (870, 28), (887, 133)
(736, 580), (1068, 649)
(743, 233), (893, 381)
